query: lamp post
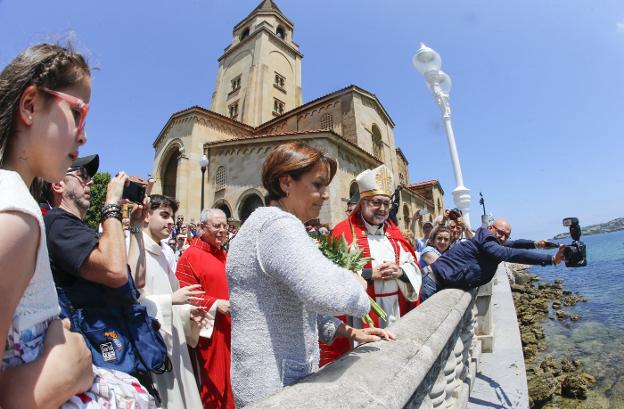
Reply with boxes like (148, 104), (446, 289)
(413, 43), (472, 228)
(200, 154), (209, 212)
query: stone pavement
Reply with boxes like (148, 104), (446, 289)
(468, 264), (529, 409)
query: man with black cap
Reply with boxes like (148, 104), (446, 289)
(43, 154), (136, 289)
(40, 156), (160, 396)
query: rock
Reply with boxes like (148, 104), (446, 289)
(556, 310), (569, 321)
(515, 271), (533, 285)
(540, 357), (562, 376)
(560, 359), (580, 373)
(562, 295), (579, 306)
(524, 344), (538, 360)
(552, 301), (562, 310)
(528, 375), (559, 405)
(561, 373), (594, 399)
(570, 314), (581, 321)
(511, 283), (527, 293)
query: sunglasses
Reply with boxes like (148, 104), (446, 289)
(66, 167), (92, 184)
(40, 87), (89, 135)
(490, 225), (511, 240)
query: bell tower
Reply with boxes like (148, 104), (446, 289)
(210, 0), (303, 127)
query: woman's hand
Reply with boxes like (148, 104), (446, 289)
(350, 327), (397, 343)
(44, 319), (94, 395)
(172, 284), (204, 305)
(354, 273), (368, 289)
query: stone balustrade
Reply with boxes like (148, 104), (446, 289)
(249, 287), (487, 409)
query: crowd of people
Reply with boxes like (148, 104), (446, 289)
(0, 43), (569, 409)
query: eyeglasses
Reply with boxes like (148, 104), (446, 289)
(490, 225), (511, 240)
(40, 87), (89, 135)
(364, 199), (391, 209)
(204, 223), (228, 231)
(66, 167), (92, 183)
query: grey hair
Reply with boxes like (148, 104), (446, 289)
(200, 208), (226, 224)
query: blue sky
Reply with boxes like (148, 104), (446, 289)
(1, 0), (623, 239)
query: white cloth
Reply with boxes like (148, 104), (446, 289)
(0, 170), (60, 331)
(137, 232), (202, 409)
(363, 219), (421, 328)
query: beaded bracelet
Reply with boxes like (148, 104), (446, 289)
(101, 210), (122, 223)
(100, 203), (121, 215)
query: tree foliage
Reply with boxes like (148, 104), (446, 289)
(84, 172), (111, 230)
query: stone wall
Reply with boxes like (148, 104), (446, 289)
(248, 288), (482, 409)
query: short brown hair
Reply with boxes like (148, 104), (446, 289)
(427, 225), (451, 247)
(262, 142), (337, 202)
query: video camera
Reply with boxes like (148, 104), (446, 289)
(562, 217), (587, 267)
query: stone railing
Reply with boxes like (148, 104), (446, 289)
(249, 288), (486, 409)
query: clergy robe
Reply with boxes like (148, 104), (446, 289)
(176, 238), (234, 409)
(319, 211), (422, 366)
(138, 233), (202, 409)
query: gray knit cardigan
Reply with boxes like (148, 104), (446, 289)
(226, 206), (370, 407)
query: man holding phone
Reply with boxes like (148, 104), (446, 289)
(38, 155), (159, 395)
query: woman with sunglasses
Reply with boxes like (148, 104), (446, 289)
(0, 44), (153, 408)
(418, 225), (452, 269)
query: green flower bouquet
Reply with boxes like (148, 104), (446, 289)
(315, 234), (387, 327)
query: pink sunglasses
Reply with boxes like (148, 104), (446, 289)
(40, 87), (89, 134)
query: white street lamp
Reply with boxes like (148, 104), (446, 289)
(199, 154), (209, 211)
(413, 43), (472, 228)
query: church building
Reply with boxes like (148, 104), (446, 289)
(151, 0), (444, 234)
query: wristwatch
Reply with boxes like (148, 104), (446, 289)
(129, 225), (142, 234)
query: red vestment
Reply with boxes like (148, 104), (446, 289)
(176, 238), (234, 409)
(319, 211), (420, 366)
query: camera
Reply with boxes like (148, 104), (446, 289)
(122, 179), (147, 204)
(562, 217), (587, 267)
(448, 208), (462, 220)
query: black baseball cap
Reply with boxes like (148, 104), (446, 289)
(68, 154), (99, 178)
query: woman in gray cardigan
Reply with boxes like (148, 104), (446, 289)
(227, 142), (395, 407)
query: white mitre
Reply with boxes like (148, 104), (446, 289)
(355, 165), (394, 198)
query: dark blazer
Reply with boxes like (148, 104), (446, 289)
(431, 227), (551, 290)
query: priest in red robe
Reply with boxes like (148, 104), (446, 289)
(320, 165), (422, 366)
(176, 208), (234, 409)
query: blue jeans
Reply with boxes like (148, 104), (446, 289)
(420, 272), (439, 302)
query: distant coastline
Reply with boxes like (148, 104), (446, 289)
(553, 217), (624, 239)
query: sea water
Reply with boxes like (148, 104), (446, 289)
(529, 230), (624, 406)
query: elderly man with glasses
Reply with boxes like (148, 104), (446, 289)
(320, 165), (421, 366)
(175, 208), (234, 409)
(420, 218), (567, 302)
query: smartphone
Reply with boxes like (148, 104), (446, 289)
(123, 181), (146, 204)
(420, 208), (429, 216)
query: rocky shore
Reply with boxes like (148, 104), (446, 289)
(506, 263), (597, 408)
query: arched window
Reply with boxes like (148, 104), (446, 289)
(372, 124), (383, 160)
(349, 181), (359, 199)
(239, 194), (264, 223)
(162, 150), (178, 199)
(320, 113), (333, 130)
(217, 203), (232, 219)
(276, 26), (285, 39)
(240, 27), (250, 41)
(216, 166), (226, 191)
